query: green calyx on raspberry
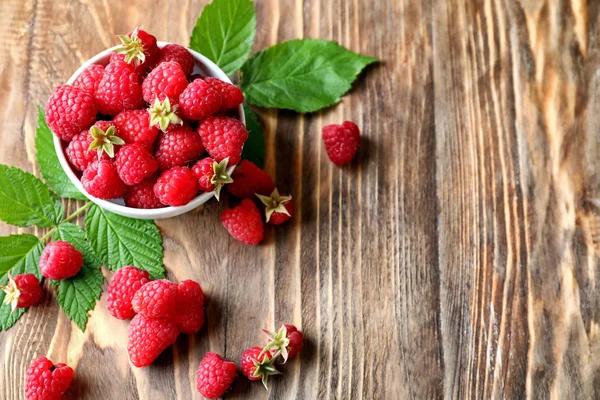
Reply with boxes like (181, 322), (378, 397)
(1, 272), (21, 313)
(88, 125), (125, 158)
(114, 26), (146, 65)
(148, 98), (183, 131)
(256, 189), (292, 223)
(210, 158), (233, 201)
(262, 325), (292, 362)
(253, 350), (282, 390)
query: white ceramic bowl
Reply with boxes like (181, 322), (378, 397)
(54, 41), (244, 219)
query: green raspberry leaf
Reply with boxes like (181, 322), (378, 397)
(53, 223), (103, 331)
(35, 106), (86, 200)
(241, 103), (266, 168)
(0, 164), (64, 227)
(240, 39), (378, 113)
(0, 234), (44, 331)
(190, 0), (256, 75)
(85, 204), (164, 279)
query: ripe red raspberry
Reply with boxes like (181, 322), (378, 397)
(153, 167), (199, 206)
(124, 178), (165, 209)
(106, 266), (150, 320)
(113, 109), (160, 149)
(178, 79), (222, 121)
(131, 279), (178, 319)
(65, 130), (107, 172)
(221, 199), (264, 245)
(73, 64), (104, 96)
(115, 144), (159, 186)
(25, 356), (74, 400)
(113, 27), (160, 75)
(45, 85), (96, 142)
(240, 346), (280, 387)
(82, 160), (127, 199)
(95, 60), (144, 116)
(128, 314), (180, 367)
(155, 126), (204, 169)
(142, 61), (188, 104)
(157, 44), (194, 76)
(191, 157), (232, 200)
(322, 121), (360, 165)
(203, 77), (244, 110)
(198, 116), (248, 165)
(196, 352), (237, 399)
(173, 280), (204, 334)
(39, 241), (83, 280)
(0, 273), (42, 312)
(257, 188), (294, 225)
(227, 160), (275, 198)
(264, 324), (304, 362)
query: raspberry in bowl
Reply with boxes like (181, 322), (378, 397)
(49, 29), (245, 220)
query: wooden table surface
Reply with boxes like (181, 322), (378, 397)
(2, 0), (600, 399)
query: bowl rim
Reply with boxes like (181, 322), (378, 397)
(53, 41), (244, 220)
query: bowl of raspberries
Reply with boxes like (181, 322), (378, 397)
(45, 27), (247, 219)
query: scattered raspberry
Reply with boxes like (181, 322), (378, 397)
(95, 60), (144, 116)
(198, 116), (248, 166)
(221, 199), (264, 245)
(0, 273), (42, 312)
(257, 188), (294, 225)
(113, 27), (160, 75)
(113, 109), (160, 149)
(45, 85), (96, 142)
(157, 44), (194, 76)
(173, 280), (205, 334)
(128, 314), (180, 367)
(131, 279), (178, 319)
(178, 79), (222, 121)
(227, 160), (275, 198)
(322, 121), (360, 165)
(73, 64), (104, 96)
(153, 167), (199, 206)
(25, 356), (74, 400)
(155, 126), (204, 170)
(106, 266), (150, 320)
(196, 352), (237, 399)
(203, 77), (244, 110)
(191, 157), (232, 200)
(142, 61), (188, 104)
(241, 346), (280, 388)
(65, 130), (108, 172)
(115, 144), (159, 186)
(82, 159), (127, 199)
(39, 241), (83, 280)
(124, 178), (165, 209)
(264, 324), (304, 362)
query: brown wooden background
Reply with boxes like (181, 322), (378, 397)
(1, 0), (600, 398)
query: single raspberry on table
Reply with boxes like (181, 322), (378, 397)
(106, 266), (150, 320)
(157, 44), (194, 76)
(0, 273), (42, 311)
(221, 199), (264, 245)
(322, 121), (361, 165)
(198, 116), (249, 166)
(25, 356), (74, 400)
(95, 60), (145, 116)
(45, 85), (96, 142)
(155, 126), (204, 170)
(178, 79), (222, 121)
(142, 61), (188, 104)
(241, 346), (280, 388)
(257, 188), (294, 225)
(113, 109), (160, 149)
(227, 160), (275, 198)
(131, 279), (178, 319)
(73, 64), (104, 96)
(115, 144), (159, 186)
(112, 26), (161, 75)
(39, 241), (83, 280)
(196, 352), (237, 399)
(173, 280), (205, 334)
(191, 157), (233, 200)
(127, 314), (180, 367)
(153, 167), (199, 207)
(82, 160), (127, 200)
(203, 77), (244, 110)
(124, 178), (165, 209)
(263, 324), (304, 362)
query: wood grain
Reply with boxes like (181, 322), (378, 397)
(1, 0), (600, 398)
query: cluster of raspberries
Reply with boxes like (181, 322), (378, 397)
(45, 27), (247, 208)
